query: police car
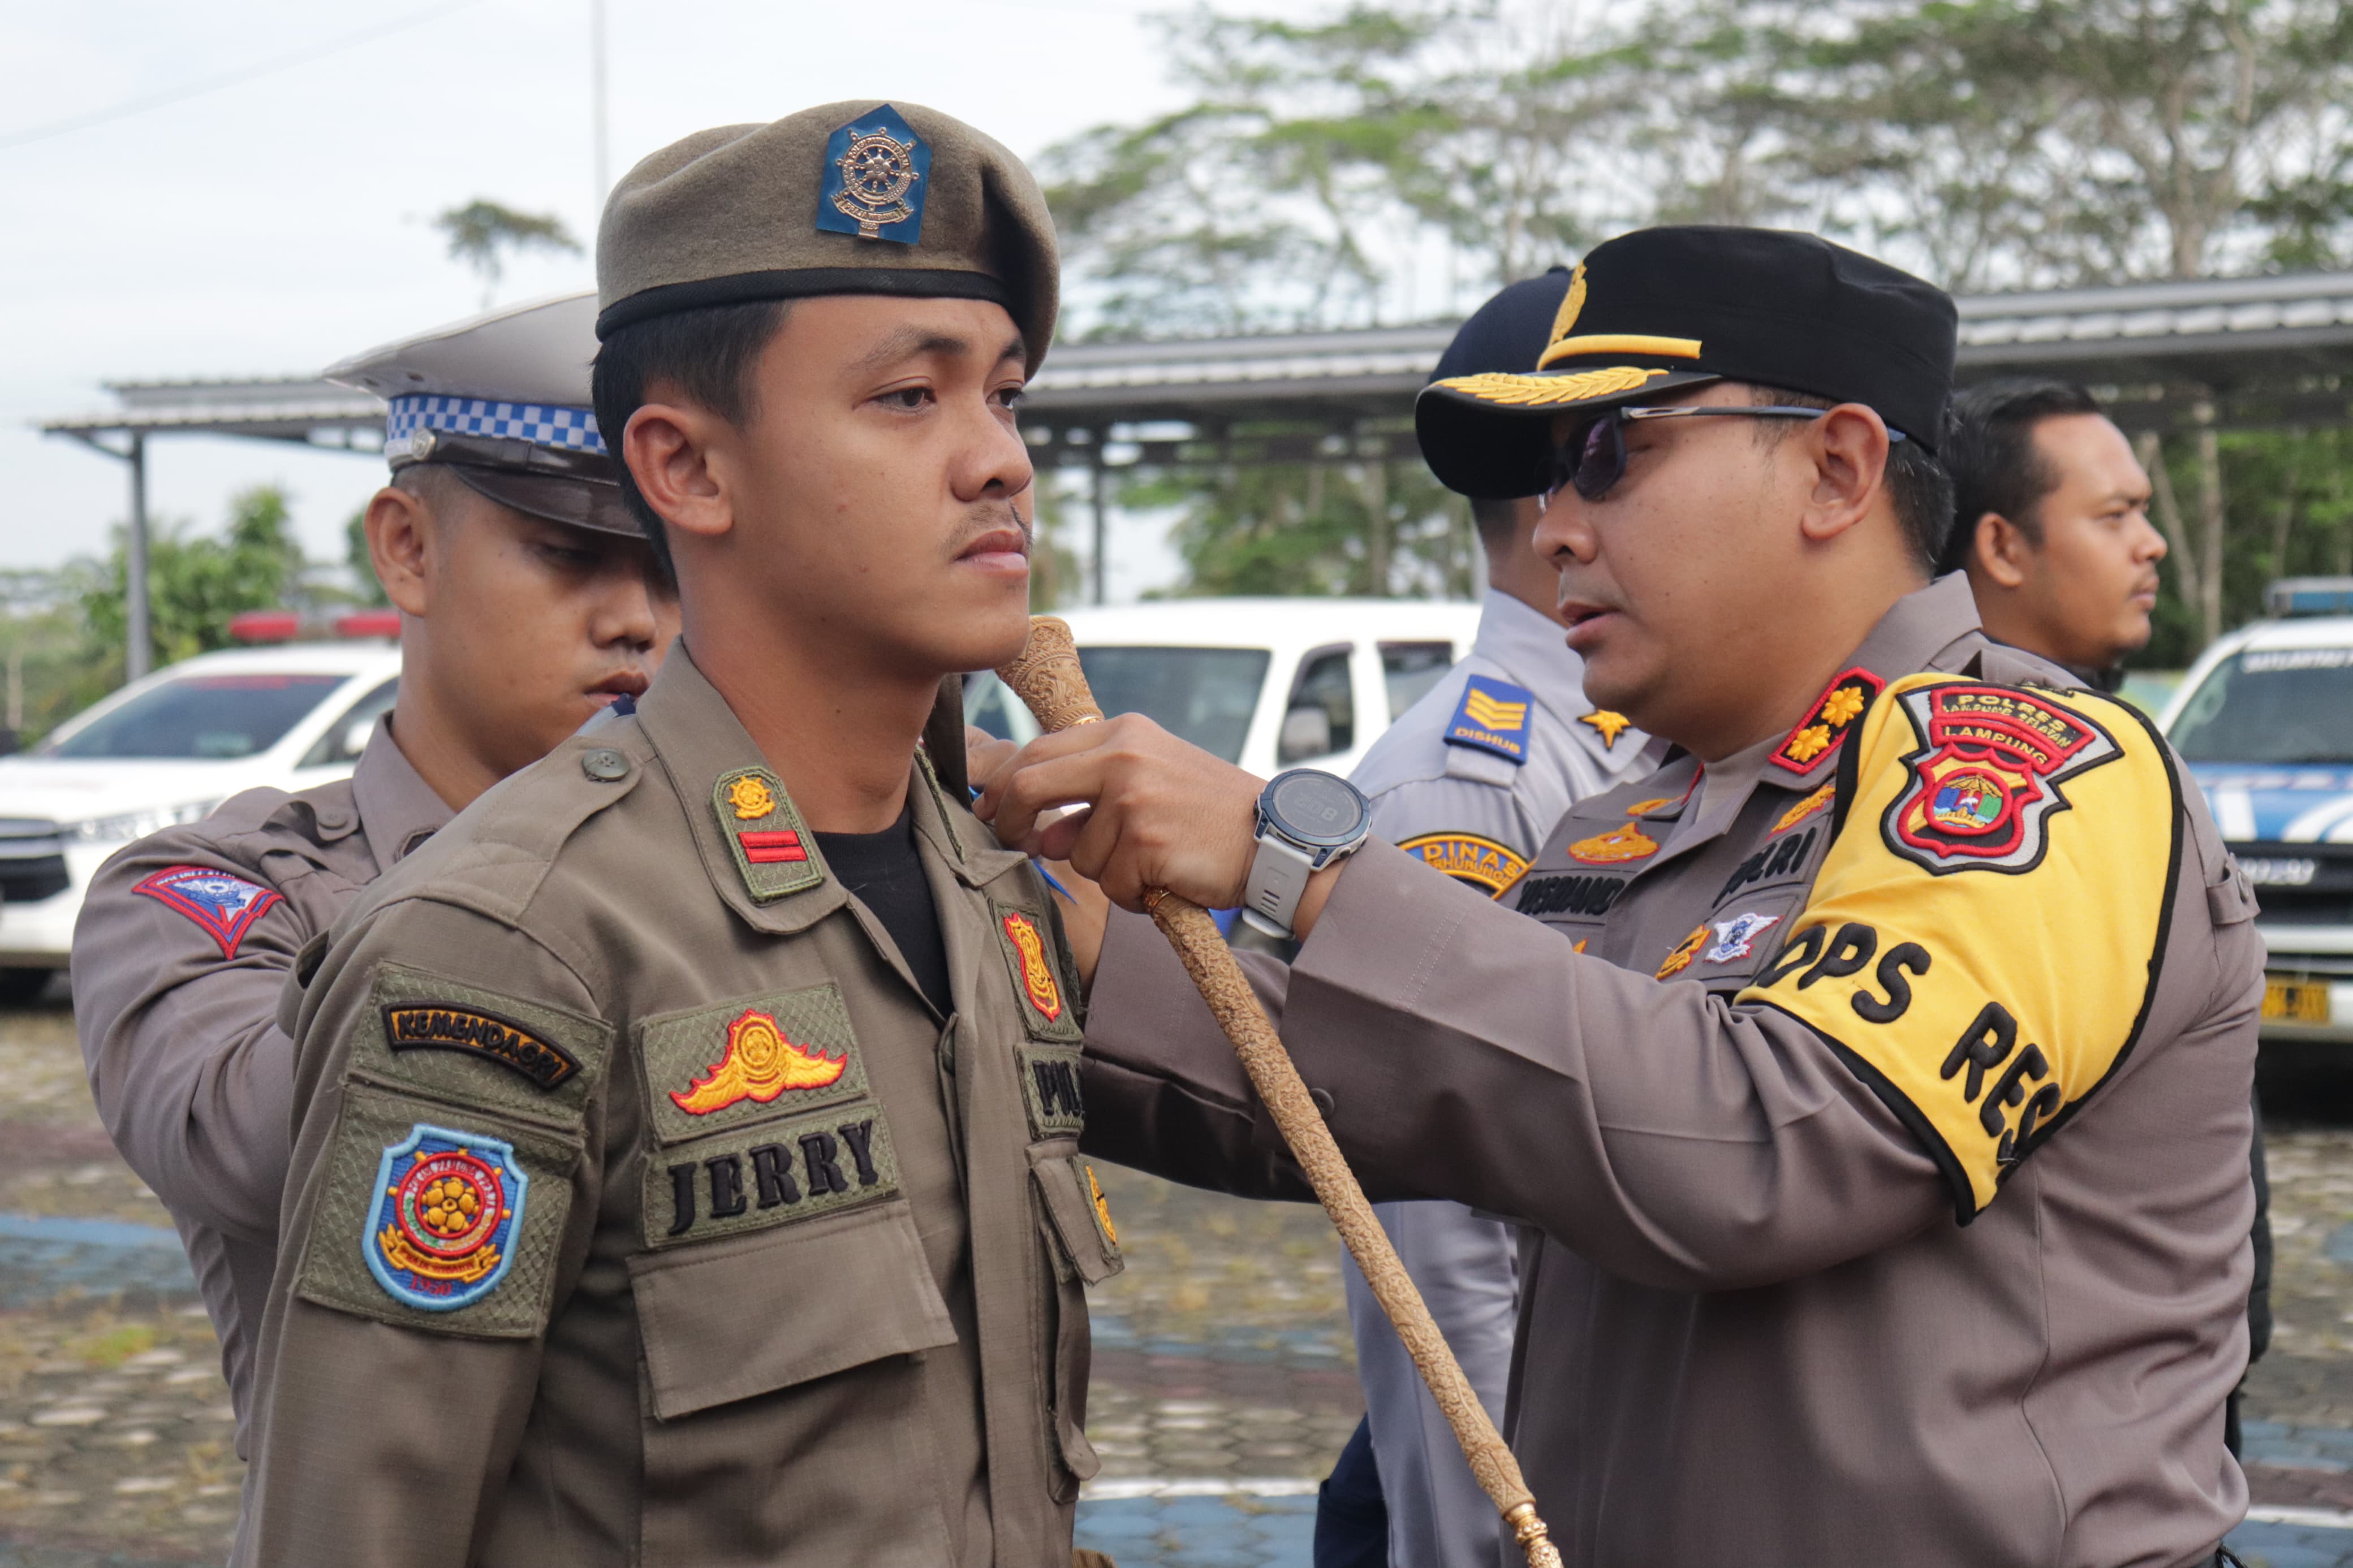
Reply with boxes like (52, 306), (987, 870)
(0, 641), (400, 1000)
(964, 598), (1484, 777)
(2162, 578), (2353, 1041)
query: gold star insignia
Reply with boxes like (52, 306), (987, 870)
(1820, 685), (1867, 729)
(1783, 724), (1833, 764)
(1580, 709), (1633, 748)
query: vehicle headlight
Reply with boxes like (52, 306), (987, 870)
(64, 800), (221, 846)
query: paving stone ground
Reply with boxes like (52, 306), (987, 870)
(8, 993), (2353, 1566)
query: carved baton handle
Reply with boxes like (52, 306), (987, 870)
(995, 616), (1561, 1568)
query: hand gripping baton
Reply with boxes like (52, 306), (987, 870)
(996, 615), (1562, 1568)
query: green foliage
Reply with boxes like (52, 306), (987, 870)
(345, 507), (390, 607)
(433, 198), (581, 299)
(81, 485), (307, 670)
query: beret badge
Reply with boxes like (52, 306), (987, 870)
(817, 103), (930, 243)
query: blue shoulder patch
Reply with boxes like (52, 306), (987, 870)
(1444, 676), (1533, 764)
(816, 104), (930, 244)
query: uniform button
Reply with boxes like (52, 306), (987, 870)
(581, 748), (629, 781)
(1310, 1087), (1337, 1119)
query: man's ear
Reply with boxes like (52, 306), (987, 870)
(1794, 404), (1894, 548)
(364, 485), (434, 616)
(1971, 512), (2032, 589)
(624, 400), (735, 544)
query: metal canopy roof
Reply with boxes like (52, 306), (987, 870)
(37, 269), (2353, 463)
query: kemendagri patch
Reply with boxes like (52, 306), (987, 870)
(132, 865), (281, 958)
(381, 1003), (579, 1091)
(365, 1124), (528, 1312)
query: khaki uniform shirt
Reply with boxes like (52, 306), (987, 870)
(238, 647), (1115, 1568)
(71, 720), (450, 1451)
(1083, 575), (2262, 1568)
(1343, 587), (1656, 1568)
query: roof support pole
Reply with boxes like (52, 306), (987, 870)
(1090, 442), (1110, 607)
(125, 432), (151, 681)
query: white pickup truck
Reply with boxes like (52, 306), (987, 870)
(964, 597), (1485, 776)
(0, 643), (400, 1001)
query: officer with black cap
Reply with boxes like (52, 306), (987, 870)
(71, 293), (674, 1488)
(984, 225), (2264, 1566)
(1322, 268), (1658, 1568)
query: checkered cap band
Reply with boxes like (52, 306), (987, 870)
(385, 395), (606, 457)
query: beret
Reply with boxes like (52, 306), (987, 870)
(596, 101), (1058, 372)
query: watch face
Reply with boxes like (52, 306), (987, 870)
(1264, 770), (1369, 846)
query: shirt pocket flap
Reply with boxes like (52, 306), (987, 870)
(2208, 858), (2259, 927)
(628, 1200), (956, 1422)
(1032, 1152), (1123, 1286)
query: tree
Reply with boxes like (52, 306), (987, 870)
(83, 485), (307, 670)
(434, 199), (583, 306)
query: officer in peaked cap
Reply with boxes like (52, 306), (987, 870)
(984, 226), (2263, 1567)
(238, 104), (1118, 1568)
(72, 292), (675, 1501)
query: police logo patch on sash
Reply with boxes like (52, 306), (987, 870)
(816, 104), (930, 243)
(365, 1124), (527, 1311)
(1445, 676), (1533, 764)
(1568, 819), (1659, 865)
(1771, 667), (1886, 772)
(1704, 912), (1781, 964)
(132, 865), (282, 958)
(671, 1007), (849, 1115)
(1739, 672), (2179, 1221)
(382, 1003), (579, 1091)
(1579, 709), (1634, 749)
(714, 766), (826, 902)
(1656, 923), (1709, 978)
(1882, 684), (2122, 875)
(1398, 832), (1529, 898)
(1775, 781), (1837, 833)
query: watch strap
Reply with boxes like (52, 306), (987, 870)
(1242, 832), (1316, 936)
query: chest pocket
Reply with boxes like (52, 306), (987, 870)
(625, 1203), (963, 1562)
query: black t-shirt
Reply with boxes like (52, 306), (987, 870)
(814, 805), (952, 1016)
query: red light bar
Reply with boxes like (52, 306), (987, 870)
(227, 610), (301, 643)
(334, 610), (402, 640)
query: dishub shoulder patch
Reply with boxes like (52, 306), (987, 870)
(132, 865), (282, 958)
(715, 766), (828, 902)
(816, 103), (931, 244)
(1397, 831), (1529, 899)
(1771, 667), (1886, 774)
(1445, 676), (1533, 764)
(1739, 673), (2181, 1221)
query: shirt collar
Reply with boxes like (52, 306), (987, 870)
(634, 642), (1027, 935)
(353, 717), (456, 873)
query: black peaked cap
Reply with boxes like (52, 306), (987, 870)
(1416, 227), (1958, 498)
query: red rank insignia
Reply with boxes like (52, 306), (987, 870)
(1770, 667), (1886, 774)
(1883, 684), (2121, 875)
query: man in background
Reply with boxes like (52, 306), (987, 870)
(1941, 375), (2268, 1455)
(73, 293), (675, 1472)
(1319, 267), (1657, 1568)
(1938, 377), (2167, 683)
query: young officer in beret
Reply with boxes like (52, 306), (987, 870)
(984, 226), (2264, 1567)
(72, 292), (674, 1472)
(237, 104), (1115, 1568)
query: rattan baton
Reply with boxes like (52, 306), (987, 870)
(996, 615), (1562, 1568)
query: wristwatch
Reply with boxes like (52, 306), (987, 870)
(1240, 769), (1374, 938)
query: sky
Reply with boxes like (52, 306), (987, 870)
(0, 0), (1270, 601)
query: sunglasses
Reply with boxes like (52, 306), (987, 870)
(1546, 405), (1908, 503)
